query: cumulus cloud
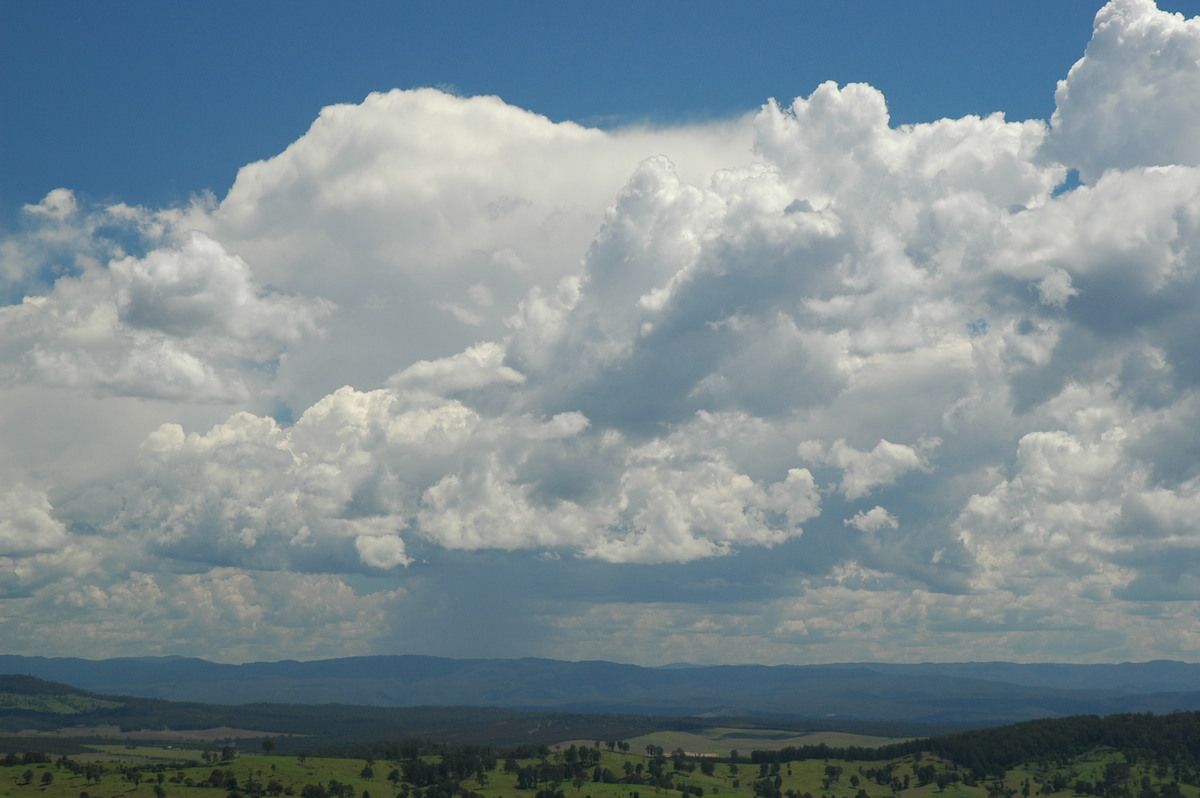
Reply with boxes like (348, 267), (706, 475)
(198, 89), (755, 410)
(355, 535), (411, 569)
(0, 220), (330, 402)
(0, 485), (68, 556)
(803, 438), (938, 500)
(1043, 0), (1200, 181)
(4, 0), (1200, 664)
(111, 231), (328, 347)
(846, 506), (899, 533)
(386, 342), (525, 395)
(103, 377), (819, 572)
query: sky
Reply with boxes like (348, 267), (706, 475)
(1, 0), (1199, 667)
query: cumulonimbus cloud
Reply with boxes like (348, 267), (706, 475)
(2, 0), (1199, 663)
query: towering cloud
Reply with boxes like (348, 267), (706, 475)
(1044, 0), (1200, 180)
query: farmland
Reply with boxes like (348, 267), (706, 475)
(2, 719), (1199, 798)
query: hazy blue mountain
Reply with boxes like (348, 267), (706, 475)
(1, 655), (1197, 724)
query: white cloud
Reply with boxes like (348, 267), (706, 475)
(1043, 0), (1200, 182)
(803, 438), (936, 500)
(111, 231), (329, 347)
(24, 188), (77, 220)
(386, 341), (525, 395)
(0, 225), (330, 402)
(576, 443), (821, 564)
(199, 89), (756, 411)
(102, 377), (820, 570)
(0, 484), (68, 556)
(846, 506), (899, 533)
(355, 534), (411, 569)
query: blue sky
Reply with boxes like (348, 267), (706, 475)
(2, 0), (1200, 666)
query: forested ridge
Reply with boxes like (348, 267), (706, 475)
(924, 711), (1200, 777)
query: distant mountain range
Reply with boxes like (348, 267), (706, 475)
(1, 655), (1198, 725)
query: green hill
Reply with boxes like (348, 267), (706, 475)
(0, 674), (122, 715)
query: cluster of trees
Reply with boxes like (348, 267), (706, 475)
(404, 747), (497, 786)
(196, 767), (286, 796)
(0, 750), (49, 767)
(375, 738), (714, 798)
(917, 712), (1200, 779)
(46, 754), (109, 785)
(298, 778), (368, 798)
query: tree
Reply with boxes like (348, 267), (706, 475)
(262, 739), (276, 755)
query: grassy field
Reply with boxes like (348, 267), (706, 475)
(1, 741), (1197, 798)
